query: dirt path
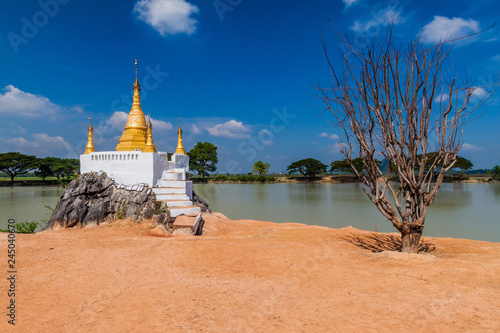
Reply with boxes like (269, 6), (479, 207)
(1, 212), (499, 332)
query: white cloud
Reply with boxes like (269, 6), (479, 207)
(207, 120), (252, 139)
(351, 9), (402, 33)
(328, 142), (348, 154)
(471, 87), (487, 98)
(329, 134), (340, 140)
(1, 133), (74, 157)
(0, 85), (61, 117)
(134, 0), (199, 36)
(434, 93), (449, 103)
(190, 124), (202, 135)
(151, 118), (173, 130)
(342, 0), (360, 8)
(106, 111), (129, 131)
(461, 143), (484, 152)
(319, 132), (329, 138)
(420, 16), (480, 45)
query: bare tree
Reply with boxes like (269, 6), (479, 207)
(315, 27), (495, 253)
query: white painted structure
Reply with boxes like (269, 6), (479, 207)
(80, 151), (189, 188)
(80, 152), (200, 216)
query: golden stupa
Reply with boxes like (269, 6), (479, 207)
(115, 59), (149, 151)
(84, 116), (95, 154)
(175, 118), (186, 155)
(143, 113), (158, 153)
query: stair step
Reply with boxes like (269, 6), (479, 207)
(157, 180), (187, 188)
(153, 187), (186, 195)
(170, 206), (201, 217)
(155, 194), (190, 200)
(166, 200), (193, 207)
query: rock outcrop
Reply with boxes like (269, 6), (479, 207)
(44, 172), (156, 230)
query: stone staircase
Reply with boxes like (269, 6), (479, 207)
(152, 168), (201, 217)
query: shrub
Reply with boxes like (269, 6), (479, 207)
(214, 174), (228, 181)
(14, 221), (39, 233)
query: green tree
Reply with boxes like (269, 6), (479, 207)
(34, 157), (57, 180)
(287, 158), (327, 178)
(419, 153), (473, 175)
(493, 165), (500, 181)
(52, 158), (79, 180)
(330, 158), (381, 174)
(188, 142), (218, 179)
(252, 161), (270, 175)
(0, 152), (37, 182)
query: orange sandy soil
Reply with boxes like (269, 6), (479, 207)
(1, 212), (499, 332)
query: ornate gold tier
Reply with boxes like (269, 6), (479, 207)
(116, 61), (148, 151)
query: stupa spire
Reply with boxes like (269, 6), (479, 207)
(143, 112), (157, 153)
(175, 115), (186, 155)
(115, 59), (148, 151)
(84, 116), (95, 154)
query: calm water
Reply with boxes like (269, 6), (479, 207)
(194, 183), (500, 243)
(0, 186), (63, 230)
(1, 184), (499, 242)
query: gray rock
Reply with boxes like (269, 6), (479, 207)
(43, 173), (156, 230)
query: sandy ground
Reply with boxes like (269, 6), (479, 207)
(1, 212), (499, 332)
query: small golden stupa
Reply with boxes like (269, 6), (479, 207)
(115, 59), (149, 151)
(143, 112), (158, 153)
(175, 117), (186, 155)
(84, 116), (95, 154)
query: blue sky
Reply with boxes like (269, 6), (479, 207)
(0, 0), (499, 173)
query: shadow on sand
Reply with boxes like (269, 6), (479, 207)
(344, 233), (436, 253)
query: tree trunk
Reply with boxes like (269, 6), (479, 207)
(400, 225), (423, 253)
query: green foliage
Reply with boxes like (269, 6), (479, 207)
(188, 142), (218, 179)
(287, 158), (327, 178)
(0, 152), (37, 182)
(418, 153), (473, 176)
(252, 161), (270, 175)
(493, 165), (500, 181)
(13, 221), (39, 233)
(330, 157), (381, 174)
(213, 174), (229, 181)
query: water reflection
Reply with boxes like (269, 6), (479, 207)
(195, 183), (500, 242)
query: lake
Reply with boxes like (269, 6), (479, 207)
(194, 182), (500, 242)
(1, 183), (499, 242)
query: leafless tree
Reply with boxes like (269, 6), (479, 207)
(315, 26), (496, 253)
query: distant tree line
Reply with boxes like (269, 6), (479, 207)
(0, 152), (79, 182)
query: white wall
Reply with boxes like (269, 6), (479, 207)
(80, 151), (171, 187)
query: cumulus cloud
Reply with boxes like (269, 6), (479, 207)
(151, 118), (173, 130)
(420, 16), (480, 45)
(1, 133), (74, 157)
(0, 85), (61, 117)
(207, 120), (252, 139)
(461, 143), (484, 152)
(471, 87), (487, 98)
(351, 9), (402, 33)
(106, 111), (129, 131)
(434, 93), (449, 103)
(319, 132), (340, 140)
(342, 0), (360, 8)
(134, 0), (199, 36)
(190, 124), (202, 135)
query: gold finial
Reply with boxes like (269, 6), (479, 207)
(116, 59), (148, 151)
(84, 116), (95, 154)
(175, 115), (186, 155)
